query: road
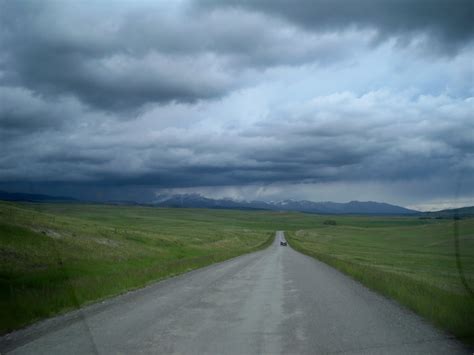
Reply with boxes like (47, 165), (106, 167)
(1, 231), (468, 354)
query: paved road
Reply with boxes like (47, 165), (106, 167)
(1, 232), (468, 354)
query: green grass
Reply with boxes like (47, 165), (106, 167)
(0, 202), (275, 334)
(286, 216), (474, 345)
(1, 201), (473, 345)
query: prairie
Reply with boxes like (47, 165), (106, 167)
(286, 216), (474, 344)
(0, 201), (274, 334)
(1, 201), (473, 344)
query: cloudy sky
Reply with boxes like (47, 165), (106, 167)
(0, 0), (473, 210)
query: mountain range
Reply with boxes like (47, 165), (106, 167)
(421, 206), (474, 219)
(0, 190), (77, 203)
(152, 194), (418, 215)
(4, 190), (473, 216)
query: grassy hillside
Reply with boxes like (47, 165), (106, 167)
(1, 201), (473, 345)
(286, 217), (474, 344)
(0, 202), (275, 334)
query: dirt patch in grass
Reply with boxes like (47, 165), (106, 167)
(31, 228), (64, 240)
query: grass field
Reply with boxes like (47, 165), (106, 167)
(1, 201), (473, 344)
(286, 216), (474, 344)
(0, 201), (276, 334)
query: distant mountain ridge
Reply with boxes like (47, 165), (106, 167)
(0, 190), (76, 202)
(153, 193), (418, 215)
(422, 205), (474, 218)
(4, 190), (471, 216)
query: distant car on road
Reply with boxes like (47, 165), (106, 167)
(280, 241), (287, 246)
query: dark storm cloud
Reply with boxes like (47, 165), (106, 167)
(0, 1), (473, 207)
(2, 91), (472, 195)
(4, 0), (469, 115)
(0, 1), (231, 111)
(0, 0), (366, 112)
(0, 86), (83, 136)
(198, 0), (474, 53)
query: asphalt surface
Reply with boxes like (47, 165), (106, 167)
(1, 231), (469, 354)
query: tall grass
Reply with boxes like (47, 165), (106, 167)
(2, 201), (473, 346)
(0, 202), (274, 334)
(287, 222), (474, 345)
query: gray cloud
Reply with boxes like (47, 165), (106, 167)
(2, 91), (472, 192)
(0, 0), (371, 112)
(3, 0), (470, 113)
(0, 1), (230, 111)
(0, 1), (473, 208)
(0, 87), (64, 133)
(198, 0), (474, 54)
